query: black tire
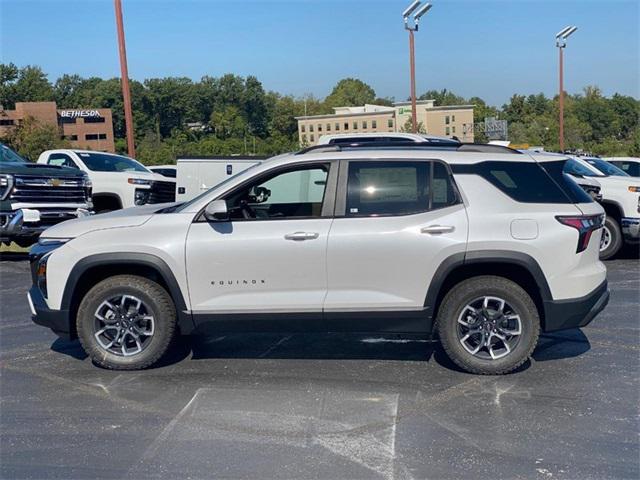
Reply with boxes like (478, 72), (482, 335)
(599, 217), (622, 260)
(436, 276), (540, 375)
(77, 275), (177, 370)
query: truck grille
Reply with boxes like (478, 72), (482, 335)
(10, 175), (89, 204)
(149, 180), (176, 204)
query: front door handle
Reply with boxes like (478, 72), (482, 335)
(421, 225), (455, 235)
(284, 232), (320, 241)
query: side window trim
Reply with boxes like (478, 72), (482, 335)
(334, 158), (461, 218)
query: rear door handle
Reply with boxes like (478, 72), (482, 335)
(421, 225), (455, 235)
(284, 232), (319, 241)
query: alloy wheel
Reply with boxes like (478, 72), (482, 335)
(93, 295), (155, 356)
(600, 225), (611, 252)
(456, 296), (522, 360)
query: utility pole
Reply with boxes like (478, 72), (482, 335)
(114, 0), (136, 157)
(402, 1), (432, 134)
(555, 26), (577, 152)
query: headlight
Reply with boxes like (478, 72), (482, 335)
(134, 189), (150, 205)
(82, 176), (92, 188)
(29, 238), (71, 299)
(0, 174), (14, 200)
(128, 178), (152, 185)
(628, 186), (640, 193)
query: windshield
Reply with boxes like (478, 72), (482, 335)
(0, 143), (27, 163)
(564, 158), (604, 177)
(175, 163), (261, 212)
(584, 158), (630, 177)
(75, 151), (149, 173)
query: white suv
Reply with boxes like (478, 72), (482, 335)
(28, 144), (609, 374)
(563, 156), (640, 259)
(37, 150), (176, 212)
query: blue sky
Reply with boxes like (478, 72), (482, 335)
(2, 0), (638, 106)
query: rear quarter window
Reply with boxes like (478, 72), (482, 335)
(452, 160), (591, 204)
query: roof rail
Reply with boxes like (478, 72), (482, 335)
(296, 141), (521, 155)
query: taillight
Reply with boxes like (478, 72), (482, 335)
(556, 214), (605, 253)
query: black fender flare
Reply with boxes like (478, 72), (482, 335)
(61, 252), (194, 334)
(424, 250), (553, 322)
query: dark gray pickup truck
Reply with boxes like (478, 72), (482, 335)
(1, 143), (93, 247)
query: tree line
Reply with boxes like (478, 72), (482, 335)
(1, 63), (638, 163)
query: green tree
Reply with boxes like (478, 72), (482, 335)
(399, 117), (426, 134)
(419, 89), (466, 106)
(210, 105), (247, 139)
(2, 116), (69, 161)
(325, 78), (376, 108)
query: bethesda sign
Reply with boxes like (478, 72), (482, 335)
(59, 110), (102, 118)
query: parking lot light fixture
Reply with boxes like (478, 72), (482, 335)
(556, 25), (578, 152)
(403, 2), (432, 134)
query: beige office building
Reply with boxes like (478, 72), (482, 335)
(296, 100), (474, 146)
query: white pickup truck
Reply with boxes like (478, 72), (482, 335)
(38, 150), (175, 212)
(564, 156), (640, 259)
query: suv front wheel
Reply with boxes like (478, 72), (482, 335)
(77, 275), (177, 370)
(436, 276), (540, 375)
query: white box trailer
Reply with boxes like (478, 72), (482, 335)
(176, 156), (267, 201)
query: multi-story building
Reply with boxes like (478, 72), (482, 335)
(0, 101), (115, 153)
(296, 100), (474, 146)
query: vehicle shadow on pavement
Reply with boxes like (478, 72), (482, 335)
(0, 252), (29, 262)
(533, 329), (591, 361)
(49, 330), (591, 372)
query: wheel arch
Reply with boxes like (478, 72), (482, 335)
(600, 200), (623, 221)
(62, 253), (193, 338)
(425, 251), (552, 331)
(92, 193), (123, 211)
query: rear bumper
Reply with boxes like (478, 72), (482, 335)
(543, 280), (609, 332)
(621, 217), (640, 243)
(28, 285), (73, 340)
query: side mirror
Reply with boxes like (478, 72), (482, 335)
(204, 200), (229, 222)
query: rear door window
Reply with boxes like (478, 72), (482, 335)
(345, 161), (459, 217)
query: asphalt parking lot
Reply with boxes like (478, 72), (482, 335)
(0, 252), (638, 480)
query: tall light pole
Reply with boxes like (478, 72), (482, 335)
(555, 25), (577, 152)
(403, 1), (432, 133)
(114, 0), (136, 157)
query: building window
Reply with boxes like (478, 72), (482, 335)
(353, 121), (358, 130)
(452, 115), (456, 122)
(335, 123), (340, 131)
(302, 134), (307, 142)
(301, 125), (306, 133)
(452, 126), (456, 134)
(86, 134), (98, 140)
(84, 116), (105, 123)
(310, 134), (315, 142)
(362, 121), (367, 129)
(65, 135), (78, 141)
(388, 119), (393, 128)
(327, 123), (331, 131)
(0, 119), (14, 126)
(445, 127), (450, 136)
(445, 116), (450, 125)
(99, 133), (107, 139)
(344, 122), (349, 130)
(318, 124), (322, 132)
(310, 124), (314, 132)
(372, 120), (377, 129)
(60, 116), (76, 124)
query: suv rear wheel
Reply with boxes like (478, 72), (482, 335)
(77, 275), (176, 370)
(436, 276), (540, 375)
(600, 216), (622, 260)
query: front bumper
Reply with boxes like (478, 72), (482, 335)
(543, 280), (609, 332)
(621, 217), (640, 243)
(28, 285), (73, 340)
(1, 208), (90, 241)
